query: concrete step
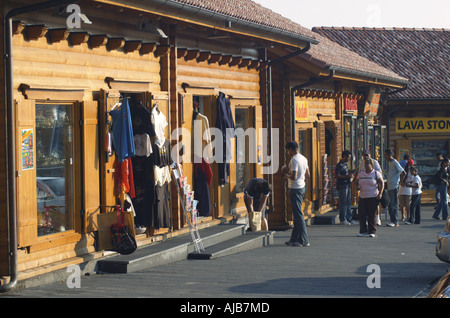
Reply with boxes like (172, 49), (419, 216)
(188, 231), (274, 260)
(312, 211), (340, 225)
(97, 224), (246, 274)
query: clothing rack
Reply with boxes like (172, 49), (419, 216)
(171, 164), (204, 253)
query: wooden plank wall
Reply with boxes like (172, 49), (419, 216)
(12, 36), (161, 99)
(0, 4), (8, 276)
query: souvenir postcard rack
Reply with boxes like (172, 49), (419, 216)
(171, 163), (204, 253)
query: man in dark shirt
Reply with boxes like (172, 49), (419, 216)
(335, 150), (355, 225)
(244, 178), (272, 231)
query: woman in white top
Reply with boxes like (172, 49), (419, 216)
(357, 159), (384, 238)
(406, 166), (422, 224)
(399, 160), (414, 222)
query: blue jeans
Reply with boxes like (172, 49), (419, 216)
(433, 183), (449, 220)
(338, 186), (352, 222)
(388, 188), (399, 225)
(289, 187), (309, 245)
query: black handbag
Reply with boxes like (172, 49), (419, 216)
(109, 205), (137, 255)
(379, 189), (390, 208)
(376, 173), (390, 208)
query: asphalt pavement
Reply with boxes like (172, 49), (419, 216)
(3, 206), (449, 301)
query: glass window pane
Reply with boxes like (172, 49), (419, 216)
(36, 104), (74, 236)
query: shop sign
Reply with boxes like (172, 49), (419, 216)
(364, 88), (380, 116)
(396, 117), (450, 133)
(295, 101), (309, 121)
(344, 98), (358, 111)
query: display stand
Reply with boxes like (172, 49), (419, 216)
(171, 163), (204, 253)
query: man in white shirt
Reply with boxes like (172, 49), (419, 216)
(384, 148), (406, 227)
(282, 141), (310, 247)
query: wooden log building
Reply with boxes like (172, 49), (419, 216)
(0, 0), (407, 288)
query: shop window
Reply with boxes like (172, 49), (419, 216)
(36, 103), (74, 236)
(412, 140), (449, 190)
(235, 107), (250, 193)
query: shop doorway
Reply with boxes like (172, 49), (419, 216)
(35, 103), (75, 237)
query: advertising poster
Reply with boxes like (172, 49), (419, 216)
(21, 128), (34, 170)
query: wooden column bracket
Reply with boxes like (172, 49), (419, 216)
(140, 43), (157, 55)
(24, 25), (47, 41)
(177, 48), (188, 59)
(124, 40), (142, 53)
(238, 58), (251, 68)
(184, 50), (200, 61)
(218, 55), (232, 65)
(88, 34), (108, 49)
(248, 59), (261, 70)
(208, 53), (222, 64)
(106, 37), (125, 51)
(196, 52), (211, 63)
(228, 56), (242, 67)
(46, 28), (70, 44)
(154, 44), (170, 57)
(68, 31), (89, 46)
(12, 21), (25, 35)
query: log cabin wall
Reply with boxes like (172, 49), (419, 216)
(0, 3), (8, 276)
(8, 20), (163, 276)
(175, 54), (262, 219)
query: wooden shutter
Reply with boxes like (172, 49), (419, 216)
(15, 100), (37, 247)
(81, 101), (100, 232)
(253, 105), (263, 179)
(99, 89), (119, 211)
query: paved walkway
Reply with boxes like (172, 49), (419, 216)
(4, 206), (450, 299)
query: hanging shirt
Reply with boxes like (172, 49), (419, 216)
(134, 134), (152, 157)
(113, 158), (135, 199)
(151, 106), (168, 143)
(110, 98), (135, 163)
(153, 139), (172, 186)
(130, 102), (155, 137)
(193, 112), (213, 161)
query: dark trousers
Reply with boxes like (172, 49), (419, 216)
(289, 187), (309, 245)
(409, 194), (422, 224)
(358, 197), (379, 235)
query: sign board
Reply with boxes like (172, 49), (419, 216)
(295, 101), (309, 121)
(395, 117), (450, 133)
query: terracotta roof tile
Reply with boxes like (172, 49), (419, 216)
(312, 27), (450, 99)
(170, 0), (318, 40)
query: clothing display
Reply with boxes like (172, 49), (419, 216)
(134, 134), (152, 157)
(215, 92), (235, 185)
(193, 111), (213, 161)
(151, 105), (168, 143)
(194, 165), (211, 217)
(113, 157), (135, 199)
(110, 97), (135, 163)
(154, 183), (171, 229)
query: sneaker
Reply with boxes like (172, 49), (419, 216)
(404, 221), (412, 225)
(369, 234), (377, 238)
(341, 220), (351, 225)
(376, 216), (381, 226)
(285, 240), (294, 246)
(387, 222), (399, 227)
(291, 242), (301, 247)
(302, 243), (311, 247)
(349, 220), (358, 225)
(357, 232), (369, 237)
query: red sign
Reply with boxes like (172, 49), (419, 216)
(344, 98), (358, 111)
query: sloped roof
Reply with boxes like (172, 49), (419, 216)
(171, 0), (319, 40)
(169, 1), (407, 85)
(312, 27), (450, 99)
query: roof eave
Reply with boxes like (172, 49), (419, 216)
(95, 0), (319, 48)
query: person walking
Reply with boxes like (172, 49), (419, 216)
(435, 152), (444, 209)
(336, 150), (355, 225)
(432, 158), (449, 221)
(282, 141), (310, 247)
(356, 159), (384, 238)
(384, 148), (406, 227)
(358, 149), (382, 225)
(407, 166), (422, 224)
(399, 159), (414, 223)
(244, 178), (272, 231)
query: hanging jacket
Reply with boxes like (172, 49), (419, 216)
(215, 92), (235, 185)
